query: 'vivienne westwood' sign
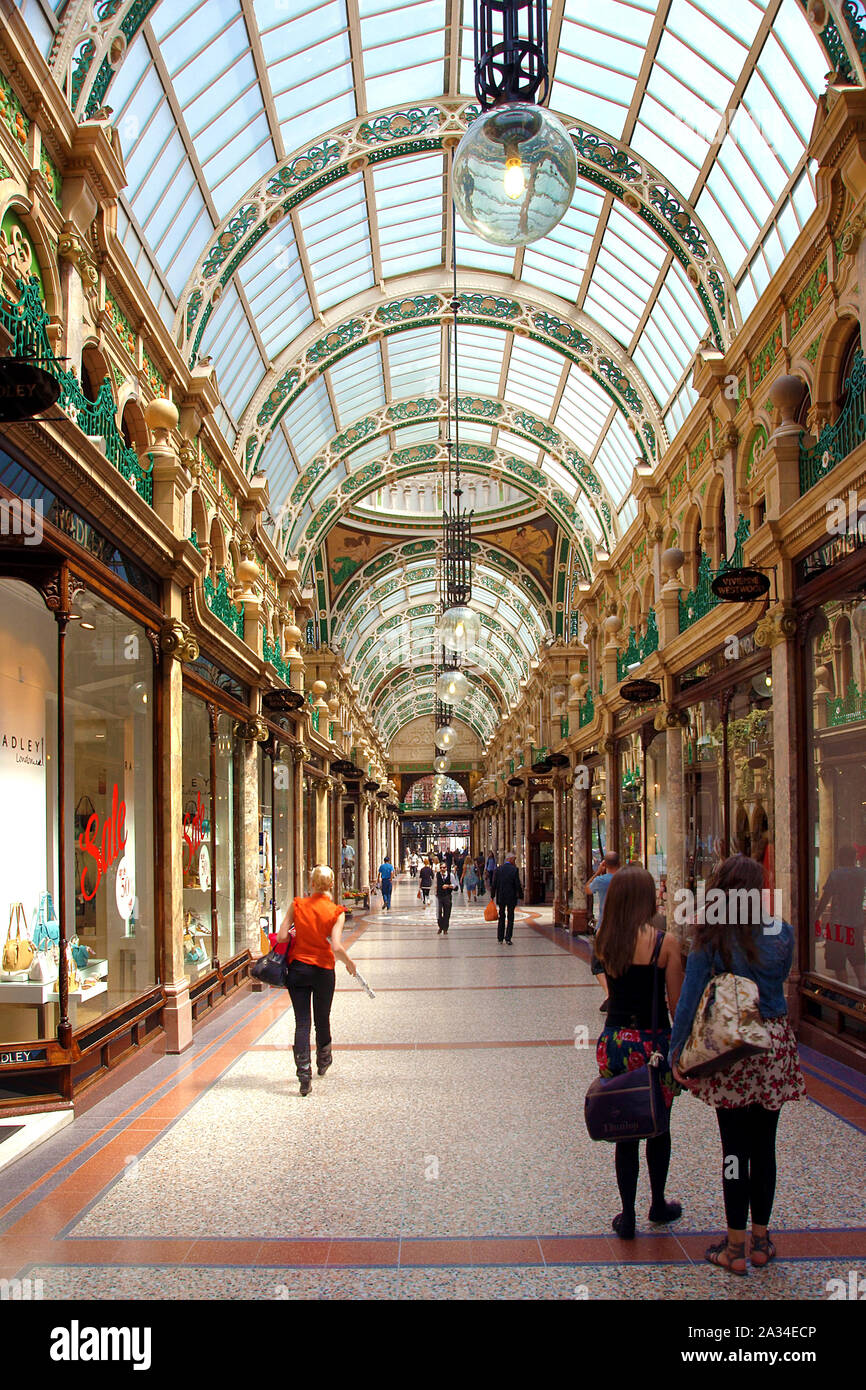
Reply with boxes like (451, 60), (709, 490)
(711, 567), (770, 601)
(620, 679), (661, 703)
(0, 359), (61, 422)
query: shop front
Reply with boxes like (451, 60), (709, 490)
(796, 531), (866, 1062)
(0, 471), (166, 1105)
(674, 636), (775, 900)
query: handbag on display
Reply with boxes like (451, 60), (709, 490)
(677, 968), (772, 1078)
(584, 932), (670, 1143)
(2, 904), (34, 974)
(32, 892), (60, 952)
(484, 899), (499, 922)
(29, 951), (57, 984)
(71, 938), (92, 971)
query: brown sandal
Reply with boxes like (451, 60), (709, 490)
(751, 1234), (777, 1268)
(705, 1238), (747, 1276)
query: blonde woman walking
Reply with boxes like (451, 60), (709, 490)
(276, 864), (357, 1096)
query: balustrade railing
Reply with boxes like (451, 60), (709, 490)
(263, 634), (290, 683)
(204, 569), (244, 636)
(617, 608), (659, 680)
(0, 278), (152, 503)
(800, 349), (866, 493)
(679, 515), (750, 632)
(827, 679), (866, 727)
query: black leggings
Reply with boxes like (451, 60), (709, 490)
(715, 1104), (781, 1229)
(614, 1133), (672, 1216)
(285, 961), (335, 1053)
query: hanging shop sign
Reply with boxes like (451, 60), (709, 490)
(710, 567), (770, 601)
(548, 753), (570, 768)
(620, 679), (661, 703)
(0, 359), (61, 422)
(507, 776), (524, 787)
(531, 758), (553, 774)
(262, 688), (304, 713)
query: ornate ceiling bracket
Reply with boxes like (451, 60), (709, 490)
(799, 2), (866, 87)
(239, 286), (666, 482)
(49, 0), (162, 119)
(174, 101), (737, 364)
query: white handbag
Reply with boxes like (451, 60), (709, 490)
(29, 951), (58, 984)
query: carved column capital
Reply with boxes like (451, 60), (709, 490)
(161, 618), (199, 663)
(239, 716), (269, 744)
(755, 607), (798, 648)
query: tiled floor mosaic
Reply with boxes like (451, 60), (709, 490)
(1, 883), (865, 1299)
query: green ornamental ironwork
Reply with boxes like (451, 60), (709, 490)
(678, 515), (751, 632)
(799, 348), (866, 493)
(204, 569), (244, 637)
(827, 679), (866, 727)
(617, 608), (659, 680)
(578, 688), (594, 728)
(0, 278), (152, 503)
(263, 634), (290, 683)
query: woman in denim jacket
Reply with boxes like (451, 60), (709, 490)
(669, 855), (805, 1275)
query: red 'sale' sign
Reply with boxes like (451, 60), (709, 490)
(78, 783), (127, 902)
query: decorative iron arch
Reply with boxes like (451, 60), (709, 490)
(274, 391), (618, 552)
(240, 278), (667, 479)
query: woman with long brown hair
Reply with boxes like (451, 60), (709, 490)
(670, 854), (805, 1275)
(595, 865), (685, 1239)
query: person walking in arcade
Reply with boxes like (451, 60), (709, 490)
(492, 850), (523, 944)
(435, 862), (454, 935)
(377, 854), (396, 912)
(276, 865), (357, 1096)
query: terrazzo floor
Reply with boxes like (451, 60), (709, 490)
(1, 881), (865, 1301)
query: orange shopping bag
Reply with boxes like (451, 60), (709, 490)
(484, 899), (498, 922)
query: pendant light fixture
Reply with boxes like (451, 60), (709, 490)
(452, 1), (577, 247)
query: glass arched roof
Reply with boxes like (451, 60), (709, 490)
(25, 0), (833, 526)
(20, 0), (850, 744)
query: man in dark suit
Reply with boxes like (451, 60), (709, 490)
(492, 851), (523, 945)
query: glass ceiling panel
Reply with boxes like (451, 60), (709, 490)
(453, 327), (506, 398)
(198, 283), (266, 425)
(550, 0), (655, 137)
(387, 327), (442, 399)
(360, 0), (447, 109)
(520, 183), (605, 301)
(594, 411), (637, 505)
(237, 219), (314, 361)
(505, 338), (564, 414)
(555, 368), (615, 459)
(296, 173), (375, 312)
(328, 341), (385, 428)
(259, 426), (296, 505)
(373, 156), (444, 279)
(282, 378), (336, 469)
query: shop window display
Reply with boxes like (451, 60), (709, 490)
(182, 699), (244, 973)
(0, 580), (59, 1046)
(646, 735), (667, 885)
(806, 600), (866, 996)
(66, 590), (156, 1020)
(618, 731), (643, 866)
(590, 764), (606, 866)
(683, 696), (724, 892)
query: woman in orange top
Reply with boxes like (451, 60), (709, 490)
(276, 864), (357, 1096)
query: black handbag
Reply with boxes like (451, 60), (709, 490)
(250, 948), (288, 988)
(584, 931), (670, 1143)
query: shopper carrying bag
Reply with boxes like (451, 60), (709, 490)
(590, 866), (684, 1240)
(276, 864), (357, 1095)
(670, 855), (805, 1276)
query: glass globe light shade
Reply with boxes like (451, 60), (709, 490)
(436, 668), (470, 704)
(435, 723), (457, 749)
(434, 754), (451, 774)
(452, 102), (577, 248)
(437, 604), (481, 653)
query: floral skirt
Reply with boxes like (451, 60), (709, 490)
(597, 1026), (678, 1110)
(686, 1016), (806, 1111)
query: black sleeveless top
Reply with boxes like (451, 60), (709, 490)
(606, 934), (669, 1031)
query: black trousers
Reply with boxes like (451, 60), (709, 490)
(285, 960), (335, 1053)
(497, 900), (516, 941)
(715, 1104), (781, 1229)
(614, 1133), (672, 1216)
(437, 893), (452, 931)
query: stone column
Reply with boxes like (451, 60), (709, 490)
(663, 712), (686, 947)
(359, 793), (370, 893)
(158, 608), (199, 1052)
(315, 778), (329, 864)
(573, 775), (588, 930)
(292, 745), (306, 896)
(553, 773), (565, 925)
(522, 787), (531, 876)
(756, 606), (801, 1019)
